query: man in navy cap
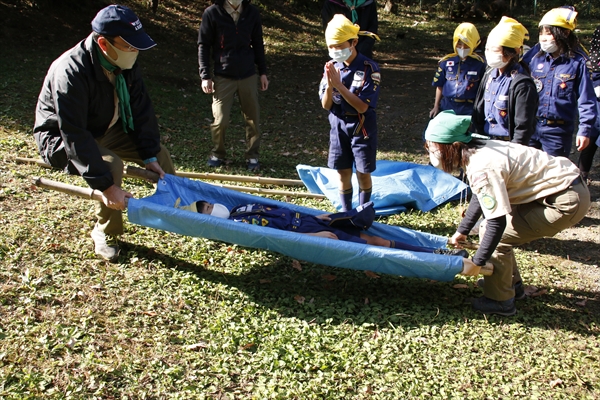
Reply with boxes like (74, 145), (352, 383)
(33, 4), (175, 262)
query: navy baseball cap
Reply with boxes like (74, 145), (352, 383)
(91, 5), (156, 50)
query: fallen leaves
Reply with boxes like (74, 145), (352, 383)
(452, 283), (469, 289)
(364, 271), (380, 279)
(549, 378), (563, 388)
(186, 342), (209, 351)
(142, 311), (157, 317)
(292, 260), (302, 271)
(321, 274), (336, 281)
(524, 285), (548, 298)
(575, 299), (587, 307)
(294, 295), (305, 304)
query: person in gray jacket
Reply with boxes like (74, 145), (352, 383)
(33, 4), (175, 262)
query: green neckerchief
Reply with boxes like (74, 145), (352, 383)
(94, 43), (134, 134)
(343, 0), (368, 24)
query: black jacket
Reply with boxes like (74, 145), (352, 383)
(471, 66), (539, 145)
(197, 0), (267, 80)
(321, 0), (378, 59)
(33, 34), (161, 192)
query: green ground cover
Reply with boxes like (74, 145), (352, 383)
(1, 0), (599, 398)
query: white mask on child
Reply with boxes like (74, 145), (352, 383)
(329, 47), (352, 63)
(540, 39), (559, 54)
(457, 48), (470, 59)
(485, 51), (508, 69)
(211, 203), (231, 219)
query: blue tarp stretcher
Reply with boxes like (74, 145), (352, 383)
(297, 161), (468, 215)
(127, 174), (465, 281)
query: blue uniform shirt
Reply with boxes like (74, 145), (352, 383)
(523, 43), (597, 138)
(482, 66), (527, 138)
(319, 52), (380, 118)
(432, 55), (486, 115)
(319, 52), (380, 173)
(229, 204), (365, 244)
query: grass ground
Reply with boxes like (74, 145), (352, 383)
(1, 0), (599, 398)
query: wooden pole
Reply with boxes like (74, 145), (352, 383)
(16, 157), (52, 169)
(124, 166), (160, 182)
(175, 170), (304, 186)
(32, 176), (103, 202)
(20, 158), (326, 200)
(479, 263), (493, 276)
(208, 183), (325, 199)
(456, 240), (479, 250)
(16, 157), (306, 187)
(123, 166), (325, 199)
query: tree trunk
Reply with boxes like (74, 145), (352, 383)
(383, 0), (397, 13)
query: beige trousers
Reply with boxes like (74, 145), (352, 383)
(480, 180), (591, 301)
(210, 74), (261, 160)
(94, 124), (175, 235)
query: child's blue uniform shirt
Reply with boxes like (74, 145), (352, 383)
(432, 55), (486, 115)
(523, 43), (597, 138)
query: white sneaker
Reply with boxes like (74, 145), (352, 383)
(91, 227), (120, 262)
(247, 158), (260, 171)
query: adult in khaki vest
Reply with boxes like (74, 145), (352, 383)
(425, 110), (590, 316)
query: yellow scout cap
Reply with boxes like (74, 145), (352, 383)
(539, 6), (577, 31)
(453, 23), (481, 55)
(487, 16), (529, 49)
(326, 14), (359, 46)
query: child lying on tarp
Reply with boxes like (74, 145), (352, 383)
(175, 199), (469, 257)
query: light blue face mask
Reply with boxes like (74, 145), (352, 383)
(329, 47), (352, 63)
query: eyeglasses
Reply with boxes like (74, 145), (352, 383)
(105, 36), (137, 52)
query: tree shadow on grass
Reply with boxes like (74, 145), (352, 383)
(122, 240), (600, 336)
(519, 229), (600, 267)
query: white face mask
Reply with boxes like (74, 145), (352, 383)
(228, 0), (242, 7)
(428, 143), (443, 170)
(540, 38), (559, 54)
(211, 203), (231, 219)
(429, 153), (443, 169)
(329, 47), (352, 63)
(485, 51), (508, 69)
(457, 48), (470, 59)
(104, 40), (138, 70)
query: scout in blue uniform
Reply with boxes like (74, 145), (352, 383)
(430, 23), (486, 118)
(471, 17), (538, 145)
(319, 14), (381, 212)
(321, 0), (379, 60)
(578, 25), (600, 182)
(176, 199), (470, 256)
(522, 6), (597, 158)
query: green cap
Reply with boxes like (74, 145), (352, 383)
(424, 110), (473, 144)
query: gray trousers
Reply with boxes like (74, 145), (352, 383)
(94, 124), (175, 235)
(210, 74), (261, 160)
(479, 180), (591, 301)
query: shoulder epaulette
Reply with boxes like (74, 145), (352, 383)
(574, 45), (590, 60)
(363, 59), (378, 71)
(468, 53), (485, 63)
(439, 53), (457, 63)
